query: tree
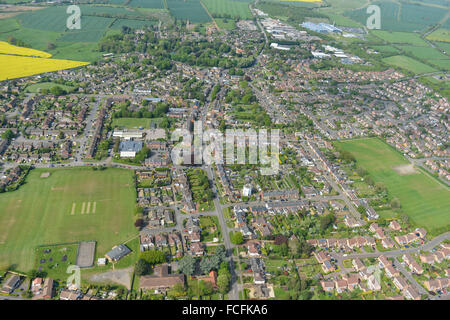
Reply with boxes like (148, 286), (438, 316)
(274, 235), (288, 245)
(319, 214), (335, 231)
(168, 282), (186, 298)
(215, 245), (226, 262)
(135, 259), (150, 276)
(230, 231), (243, 245)
(1, 129), (15, 141)
(178, 255), (196, 276)
(217, 274), (229, 294)
(140, 250), (166, 265)
(200, 257), (214, 274)
(400, 214), (410, 225)
(357, 205), (366, 215)
(390, 197), (401, 209)
(134, 218), (145, 229)
(50, 86), (66, 96)
(375, 182), (387, 193)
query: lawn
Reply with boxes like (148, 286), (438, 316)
(335, 138), (450, 233)
(112, 117), (163, 129)
(25, 82), (76, 94)
(34, 243), (79, 281)
(215, 18), (236, 30)
(0, 167), (137, 272)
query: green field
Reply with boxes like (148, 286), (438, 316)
(25, 82), (76, 93)
(345, 1), (447, 32)
(426, 28), (450, 43)
(215, 18), (236, 30)
(128, 0), (165, 8)
(382, 55), (437, 74)
(371, 30), (429, 46)
(428, 59), (450, 71)
(0, 167), (137, 272)
(202, 0), (253, 19)
(112, 117), (163, 128)
(369, 45), (400, 54)
(396, 45), (449, 61)
(110, 18), (157, 30)
(336, 138), (450, 233)
(167, 0), (211, 23)
(0, 4), (161, 61)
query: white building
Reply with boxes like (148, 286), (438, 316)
(242, 184), (253, 197)
(113, 129), (143, 140)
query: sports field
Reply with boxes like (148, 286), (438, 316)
(336, 138), (450, 233)
(112, 117), (163, 129)
(25, 82), (76, 93)
(0, 167), (137, 272)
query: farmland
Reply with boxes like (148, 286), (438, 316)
(345, 0), (447, 32)
(371, 31), (429, 47)
(426, 28), (450, 43)
(0, 41), (51, 57)
(0, 167), (137, 272)
(0, 4), (163, 61)
(396, 45), (449, 60)
(202, 0), (253, 19)
(111, 18), (157, 30)
(335, 138), (450, 234)
(128, 0), (165, 9)
(0, 54), (88, 81)
(167, 0), (211, 23)
(382, 55), (437, 74)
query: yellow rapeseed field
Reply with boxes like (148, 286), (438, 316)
(0, 41), (52, 58)
(0, 55), (89, 81)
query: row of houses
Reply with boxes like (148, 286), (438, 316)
(140, 231), (183, 257)
(86, 106), (106, 159)
(308, 235), (376, 252)
(174, 169), (196, 213)
(394, 228), (427, 246)
(378, 255), (421, 300)
(419, 244), (450, 264)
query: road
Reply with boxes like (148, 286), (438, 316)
(392, 257), (428, 296)
(331, 231), (450, 261)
